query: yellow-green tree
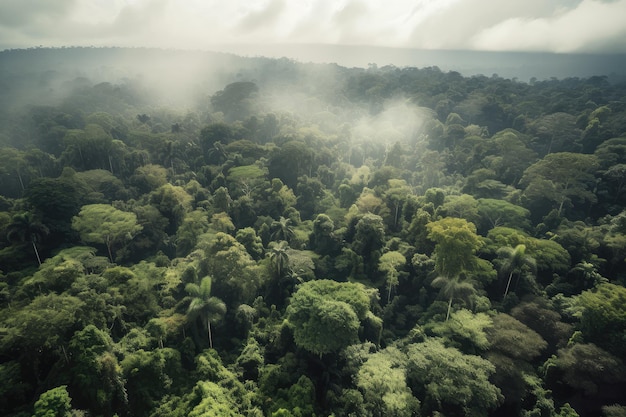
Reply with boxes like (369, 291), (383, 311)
(72, 204), (142, 262)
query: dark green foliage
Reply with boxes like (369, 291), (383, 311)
(2, 48), (626, 417)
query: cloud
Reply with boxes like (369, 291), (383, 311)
(0, 0), (75, 27)
(470, 0), (626, 53)
(238, 0), (286, 33)
(0, 0), (624, 53)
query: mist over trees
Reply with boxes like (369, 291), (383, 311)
(1, 47), (626, 417)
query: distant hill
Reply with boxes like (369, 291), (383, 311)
(2, 45), (626, 83)
(211, 43), (626, 82)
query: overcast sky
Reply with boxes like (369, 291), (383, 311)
(1, 0), (625, 54)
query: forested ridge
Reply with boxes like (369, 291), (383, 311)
(1, 47), (626, 417)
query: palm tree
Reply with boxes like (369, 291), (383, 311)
(268, 240), (290, 278)
(207, 141), (229, 164)
(497, 244), (536, 299)
(270, 216), (295, 243)
(6, 212), (49, 265)
(431, 274), (477, 321)
(185, 276), (226, 349)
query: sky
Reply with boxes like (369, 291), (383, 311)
(1, 0), (626, 54)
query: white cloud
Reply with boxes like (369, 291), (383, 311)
(471, 0), (626, 53)
(0, 0), (624, 53)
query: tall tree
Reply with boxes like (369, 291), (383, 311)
(186, 276), (226, 349)
(268, 240), (290, 278)
(270, 216), (295, 244)
(286, 279), (376, 355)
(497, 244), (536, 298)
(72, 204), (142, 262)
(6, 212), (49, 265)
(520, 152), (599, 217)
(427, 217), (484, 278)
(378, 251), (406, 303)
(431, 274), (477, 321)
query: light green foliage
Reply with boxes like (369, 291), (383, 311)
(427, 309), (492, 353)
(188, 381), (246, 417)
(486, 227), (571, 277)
(520, 373), (557, 417)
(286, 279), (376, 355)
(23, 249), (85, 294)
(33, 385), (72, 417)
(379, 250), (406, 302)
(2, 293), (84, 353)
(572, 283), (626, 356)
(356, 346), (420, 417)
(72, 204), (142, 262)
(406, 338), (502, 417)
(427, 217), (483, 278)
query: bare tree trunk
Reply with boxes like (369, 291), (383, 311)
(446, 297), (453, 321)
(31, 240), (42, 266)
(207, 320), (213, 349)
(503, 271), (514, 298)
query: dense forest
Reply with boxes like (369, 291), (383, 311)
(1, 47), (626, 417)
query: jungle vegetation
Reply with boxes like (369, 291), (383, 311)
(1, 47), (626, 417)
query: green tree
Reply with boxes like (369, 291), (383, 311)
(548, 342), (626, 396)
(406, 338), (502, 417)
(68, 325), (126, 415)
(186, 276), (226, 349)
(520, 152), (599, 217)
(356, 346), (420, 417)
(431, 274), (477, 321)
(33, 385), (72, 417)
(72, 204), (142, 262)
(427, 309), (492, 353)
(268, 240), (290, 278)
(270, 216), (295, 244)
(573, 283), (626, 356)
(378, 250), (406, 303)
(497, 244), (536, 299)
(286, 279), (376, 355)
(476, 198), (531, 232)
(427, 217), (483, 278)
